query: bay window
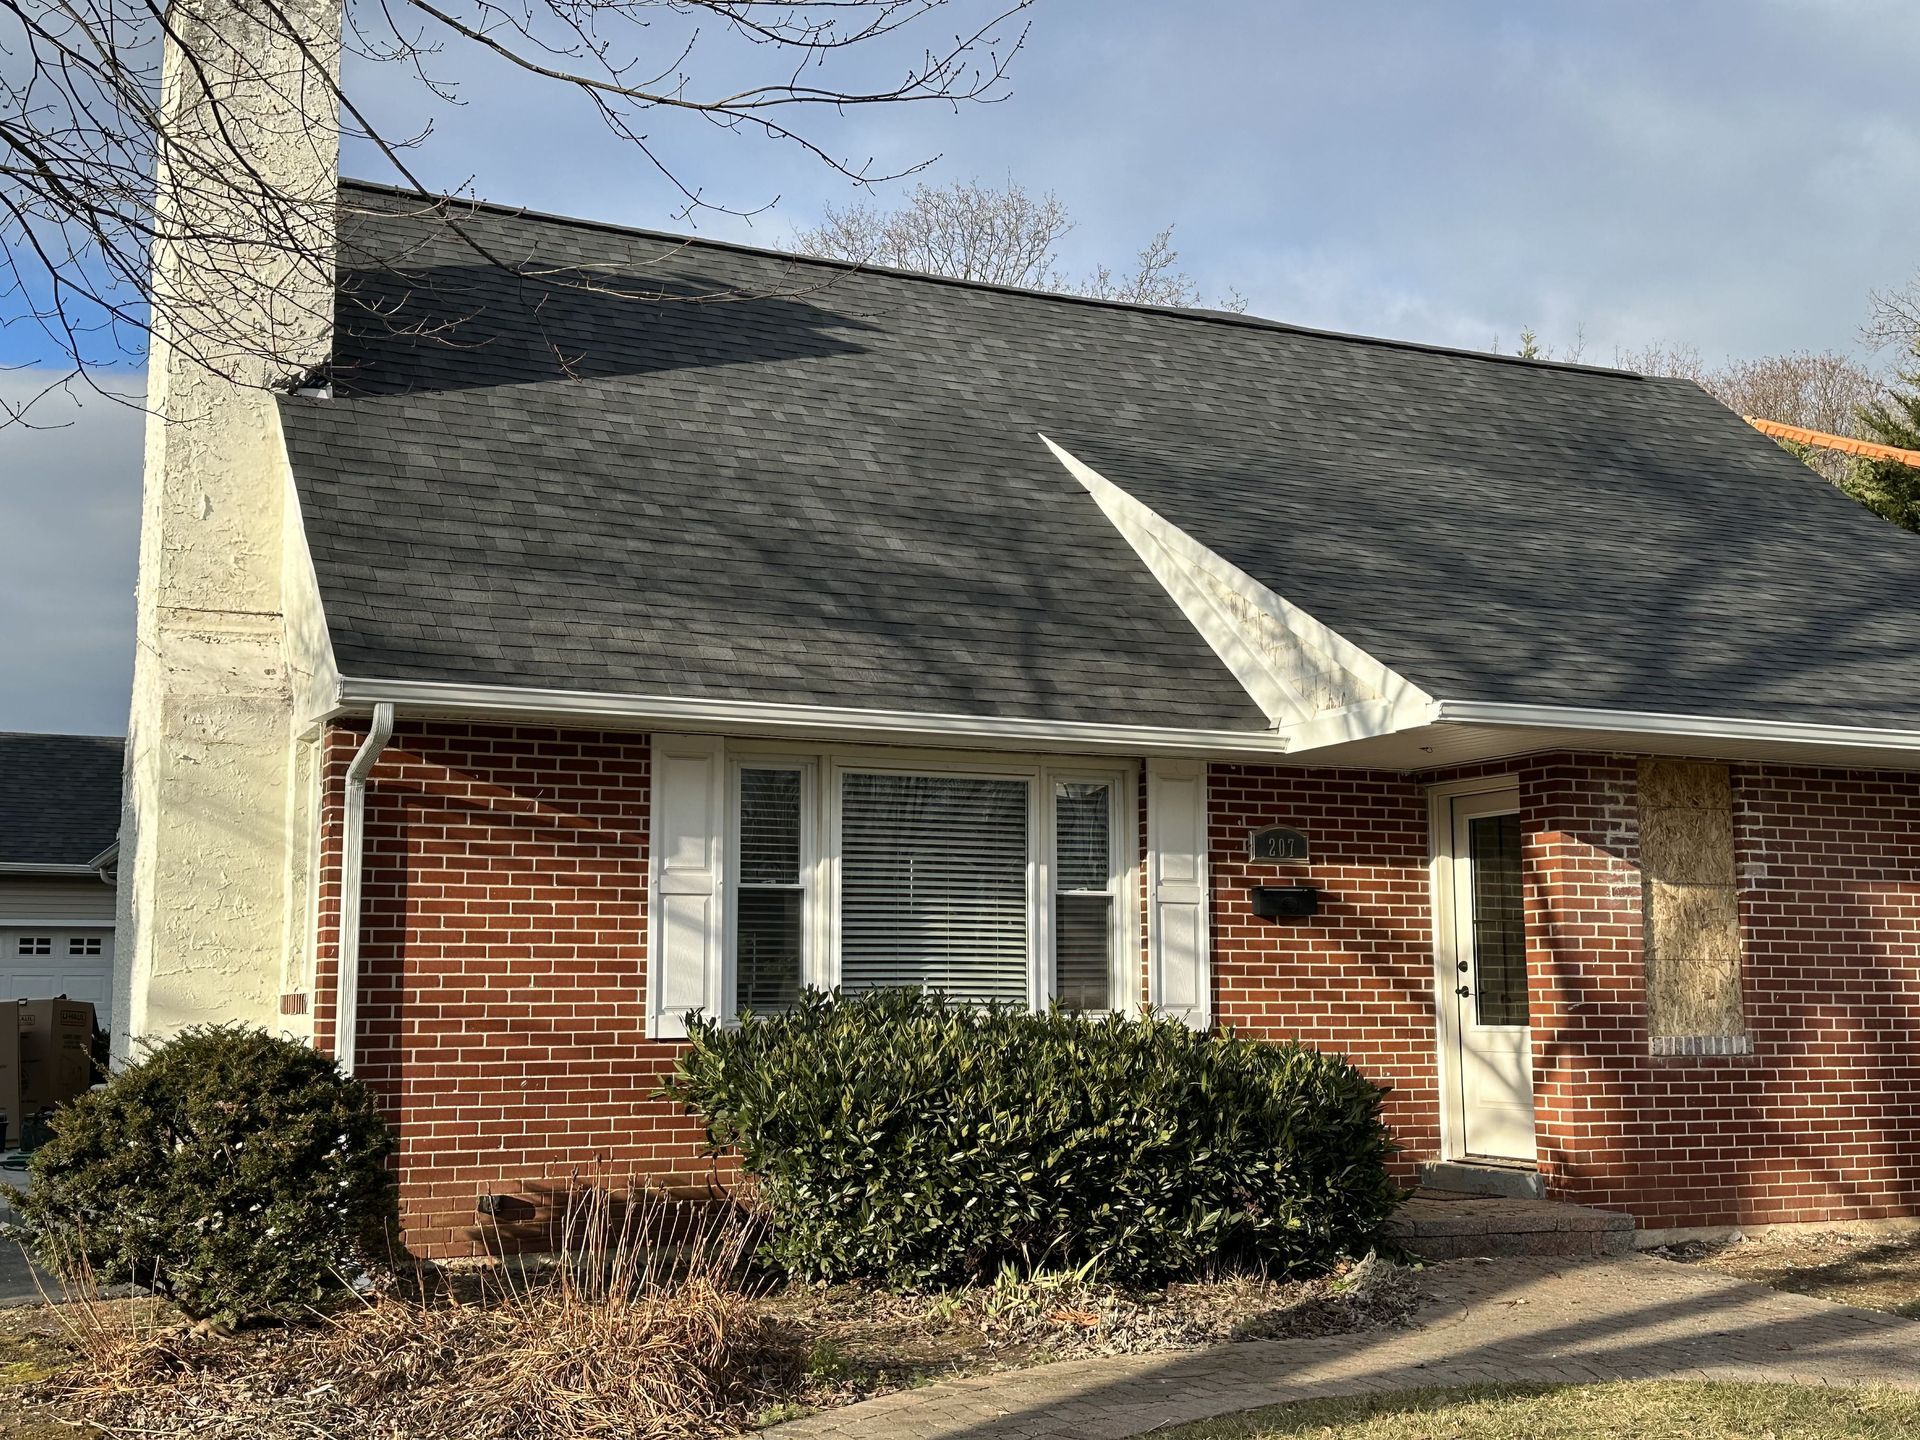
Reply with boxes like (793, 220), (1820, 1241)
(720, 750), (1131, 1019)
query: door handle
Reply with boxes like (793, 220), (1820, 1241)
(1455, 985), (1472, 998)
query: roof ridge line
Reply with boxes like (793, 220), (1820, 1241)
(338, 178), (1644, 381)
(0, 731), (125, 743)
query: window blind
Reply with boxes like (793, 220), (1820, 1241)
(839, 772), (1030, 1004)
(1053, 780), (1113, 1010)
(736, 768), (804, 1013)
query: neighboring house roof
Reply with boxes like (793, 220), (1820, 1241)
(0, 733), (125, 869)
(283, 183), (1920, 735)
(1745, 416), (1920, 468)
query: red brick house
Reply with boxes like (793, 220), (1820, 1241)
(125, 183), (1920, 1258)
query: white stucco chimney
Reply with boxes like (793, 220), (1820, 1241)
(114, 0), (343, 1056)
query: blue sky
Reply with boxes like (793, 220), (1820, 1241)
(5, 0), (1919, 733)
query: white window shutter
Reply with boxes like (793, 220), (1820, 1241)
(649, 734), (726, 1038)
(1146, 758), (1212, 1029)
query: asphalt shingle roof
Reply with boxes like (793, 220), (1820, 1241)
(0, 733), (124, 866)
(282, 183), (1920, 733)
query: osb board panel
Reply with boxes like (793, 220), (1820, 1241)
(1647, 880), (1742, 963)
(1647, 957), (1744, 1039)
(1640, 805), (1736, 885)
(1638, 758), (1733, 811)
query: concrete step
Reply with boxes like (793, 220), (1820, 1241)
(1417, 1160), (1545, 1201)
(1385, 1194), (1636, 1260)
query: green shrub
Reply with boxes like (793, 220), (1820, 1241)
(668, 991), (1400, 1289)
(17, 1025), (399, 1325)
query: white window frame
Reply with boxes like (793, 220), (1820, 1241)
(1045, 769), (1134, 1016)
(717, 741), (1136, 1021)
(724, 755), (821, 1012)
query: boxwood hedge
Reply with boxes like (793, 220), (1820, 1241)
(16, 1025), (398, 1325)
(669, 990), (1400, 1288)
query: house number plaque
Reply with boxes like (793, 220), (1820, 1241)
(1249, 826), (1310, 863)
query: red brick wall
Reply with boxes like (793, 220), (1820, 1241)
(1482, 756), (1920, 1230)
(1735, 766), (1920, 1226)
(1509, 755), (1645, 1208)
(1212, 754), (1920, 1232)
(314, 722), (710, 1257)
(313, 727), (1920, 1251)
(1208, 765), (1440, 1177)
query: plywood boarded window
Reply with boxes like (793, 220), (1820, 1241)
(1638, 759), (1749, 1055)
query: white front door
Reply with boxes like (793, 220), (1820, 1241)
(1437, 789), (1535, 1163)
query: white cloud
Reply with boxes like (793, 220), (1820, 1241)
(0, 375), (142, 735)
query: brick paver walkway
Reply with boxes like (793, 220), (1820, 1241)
(768, 1255), (1920, 1438)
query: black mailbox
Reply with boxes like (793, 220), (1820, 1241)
(1249, 885), (1320, 919)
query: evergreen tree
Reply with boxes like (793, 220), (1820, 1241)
(1849, 344), (1920, 534)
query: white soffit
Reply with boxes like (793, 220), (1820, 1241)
(1040, 434), (1437, 745)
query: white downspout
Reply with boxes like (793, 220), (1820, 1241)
(336, 702), (394, 1077)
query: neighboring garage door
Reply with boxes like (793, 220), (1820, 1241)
(0, 930), (112, 1032)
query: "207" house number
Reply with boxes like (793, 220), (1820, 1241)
(1248, 826), (1310, 862)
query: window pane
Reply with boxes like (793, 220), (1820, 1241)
(737, 888), (803, 1013)
(840, 773), (1029, 1005)
(1470, 813), (1527, 1027)
(739, 769), (801, 884)
(1054, 781), (1110, 891)
(1054, 893), (1112, 1010)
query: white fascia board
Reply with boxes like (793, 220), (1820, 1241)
(1040, 434), (1436, 747)
(1285, 697), (1442, 752)
(1435, 699), (1920, 755)
(327, 675), (1297, 759)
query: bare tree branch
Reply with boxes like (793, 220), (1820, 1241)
(1619, 339), (1885, 487)
(795, 178), (1246, 311)
(0, 0), (1031, 422)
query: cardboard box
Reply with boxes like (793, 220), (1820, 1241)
(0, 1009), (19, 1146)
(17, 999), (97, 1111)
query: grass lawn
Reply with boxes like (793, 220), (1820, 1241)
(1664, 1231), (1920, 1318)
(1154, 1382), (1920, 1439)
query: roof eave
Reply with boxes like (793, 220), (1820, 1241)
(1274, 698), (1920, 772)
(326, 675), (1294, 759)
(1434, 699), (1920, 755)
(0, 861), (101, 877)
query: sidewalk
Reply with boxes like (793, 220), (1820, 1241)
(768, 1255), (1920, 1439)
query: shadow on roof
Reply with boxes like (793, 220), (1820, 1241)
(331, 261), (880, 396)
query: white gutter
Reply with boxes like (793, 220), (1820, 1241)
(1434, 700), (1920, 754)
(87, 842), (119, 886)
(0, 862), (100, 877)
(330, 676), (1292, 757)
(336, 701), (394, 1078)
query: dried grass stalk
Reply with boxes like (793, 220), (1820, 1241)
(46, 1173), (790, 1440)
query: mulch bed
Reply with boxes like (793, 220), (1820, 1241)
(1654, 1228), (1920, 1319)
(11, 1255), (1424, 1439)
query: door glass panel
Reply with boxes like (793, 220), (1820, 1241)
(1469, 812), (1527, 1027)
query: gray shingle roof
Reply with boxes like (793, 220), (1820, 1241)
(283, 183), (1920, 734)
(0, 733), (123, 866)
